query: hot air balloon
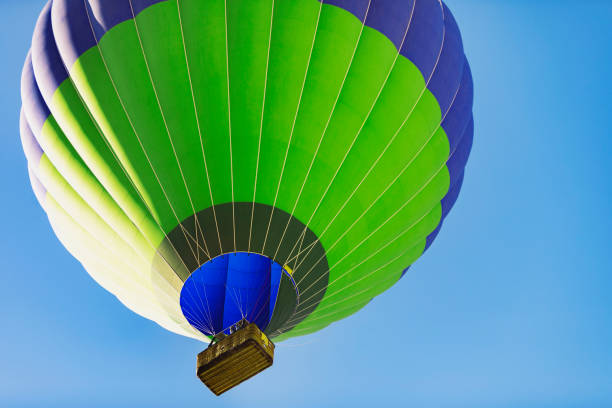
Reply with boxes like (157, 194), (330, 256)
(20, 0), (473, 394)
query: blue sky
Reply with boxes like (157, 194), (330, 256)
(1, 1), (611, 407)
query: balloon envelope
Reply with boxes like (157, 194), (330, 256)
(21, 0), (474, 341)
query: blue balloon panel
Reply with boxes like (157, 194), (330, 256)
(179, 252), (289, 336)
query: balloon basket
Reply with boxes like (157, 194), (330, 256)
(196, 322), (274, 395)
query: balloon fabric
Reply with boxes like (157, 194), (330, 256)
(20, 0), (474, 342)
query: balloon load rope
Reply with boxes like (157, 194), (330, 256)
(197, 321), (275, 395)
(207, 318), (249, 347)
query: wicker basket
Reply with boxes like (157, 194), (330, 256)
(196, 323), (274, 395)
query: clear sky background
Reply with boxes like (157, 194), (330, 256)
(1, 1), (611, 407)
